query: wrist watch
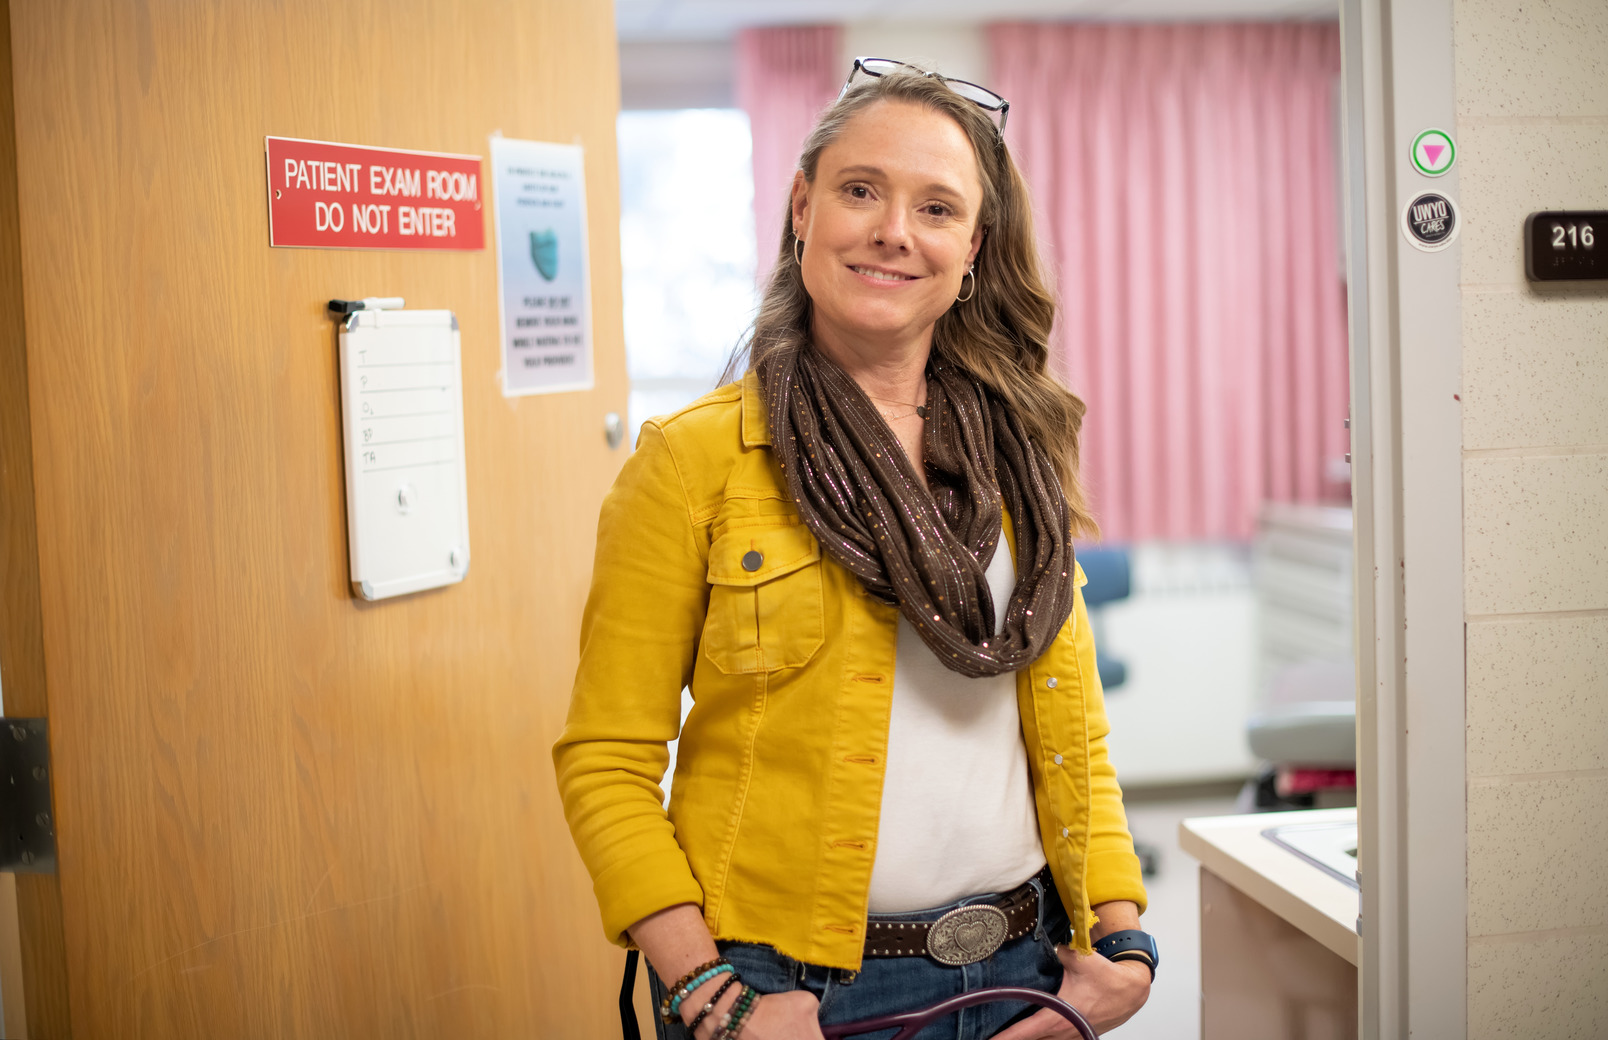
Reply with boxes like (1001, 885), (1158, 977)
(1092, 929), (1159, 981)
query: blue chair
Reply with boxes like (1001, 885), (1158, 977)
(1075, 547), (1131, 691)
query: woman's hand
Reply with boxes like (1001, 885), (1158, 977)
(631, 905), (826, 1039)
(698, 991), (824, 1040)
(990, 946), (1151, 1039)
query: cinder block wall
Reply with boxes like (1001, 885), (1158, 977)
(1454, 1), (1608, 1033)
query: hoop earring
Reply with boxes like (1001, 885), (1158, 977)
(794, 237), (804, 266)
(955, 266), (976, 303)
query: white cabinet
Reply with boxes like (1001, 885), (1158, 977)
(1254, 504), (1355, 680)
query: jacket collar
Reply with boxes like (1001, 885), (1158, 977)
(741, 369), (771, 448)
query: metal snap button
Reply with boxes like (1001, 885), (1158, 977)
(1053, 754), (1064, 765)
(1046, 676), (1058, 689)
(742, 550), (764, 572)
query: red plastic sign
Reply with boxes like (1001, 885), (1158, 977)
(265, 136), (484, 251)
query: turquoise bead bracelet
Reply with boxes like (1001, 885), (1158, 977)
(666, 963), (735, 1021)
(657, 957), (729, 1023)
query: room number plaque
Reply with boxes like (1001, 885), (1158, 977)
(1525, 211), (1606, 281)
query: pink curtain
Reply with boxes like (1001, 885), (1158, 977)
(736, 26), (843, 282)
(990, 23), (1349, 541)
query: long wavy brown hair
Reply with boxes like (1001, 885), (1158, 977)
(729, 68), (1097, 538)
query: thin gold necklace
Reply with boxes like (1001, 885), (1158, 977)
(868, 394), (929, 420)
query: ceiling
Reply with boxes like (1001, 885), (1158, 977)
(617, 0), (1339, 41)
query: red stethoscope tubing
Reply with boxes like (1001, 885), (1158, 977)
(819, 986), (1097, 1040)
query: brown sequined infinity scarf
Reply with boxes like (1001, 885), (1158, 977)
(760, 344), (1077, 679)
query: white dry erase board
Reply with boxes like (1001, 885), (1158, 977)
(338, 309), (471, 600)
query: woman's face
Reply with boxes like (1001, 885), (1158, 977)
(792, 101), (985, 355)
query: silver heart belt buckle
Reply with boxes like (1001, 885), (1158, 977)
(926, 904), (1009, 966)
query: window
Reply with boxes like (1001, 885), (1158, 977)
(617, 109), (759, 443)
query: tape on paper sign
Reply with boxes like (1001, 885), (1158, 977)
(1402, 192), (1460, 252)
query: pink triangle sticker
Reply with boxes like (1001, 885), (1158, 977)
(1423, 143), (1446, 166)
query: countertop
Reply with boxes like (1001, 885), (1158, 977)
(1179, 807), (1360, 966)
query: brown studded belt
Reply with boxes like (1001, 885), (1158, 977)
(863, 875), (1042, 966)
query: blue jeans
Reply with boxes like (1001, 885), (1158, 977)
(652, 871), (1070, 1040)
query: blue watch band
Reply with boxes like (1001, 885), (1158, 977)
(1092, 929), (1159, 980)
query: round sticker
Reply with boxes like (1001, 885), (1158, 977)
(1410, 128), (1456, 177)
(1402, 192), (1460, 252)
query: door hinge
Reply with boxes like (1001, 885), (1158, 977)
(0, 719), (56, 873)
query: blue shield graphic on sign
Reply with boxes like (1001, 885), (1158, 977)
(530, 229), (559, 281)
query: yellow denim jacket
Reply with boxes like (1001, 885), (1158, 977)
(553, 372), (1146, 971)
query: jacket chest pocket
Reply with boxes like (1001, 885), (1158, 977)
(703, 522), (825, 674)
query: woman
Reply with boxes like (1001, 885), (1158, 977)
(555, 63), (1154, 1040)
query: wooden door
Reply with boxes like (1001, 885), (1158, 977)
(0, 0), (635, 1035)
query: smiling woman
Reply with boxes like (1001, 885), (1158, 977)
(794, 104), (984, 430)
(556, 66), (1154, 1040)
(742, 70), (1095, 532)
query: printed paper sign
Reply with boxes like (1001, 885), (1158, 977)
(490, 137), (594, 395)
(265, 137), (484, 251)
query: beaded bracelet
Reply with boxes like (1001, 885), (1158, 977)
(726, 987), (759, 1040)
(658, 958), (728, 1021)
(687, 973), (740, 1035)
(661, 957), (725, 1008)
(658, 958), (729, 1023)
(660, 961), (734, 1023)
(713, 985), (758, 1040)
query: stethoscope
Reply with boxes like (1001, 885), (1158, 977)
(821, 986), (1097, 1040)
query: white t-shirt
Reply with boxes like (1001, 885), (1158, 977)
(866, 545), (1047, 912)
